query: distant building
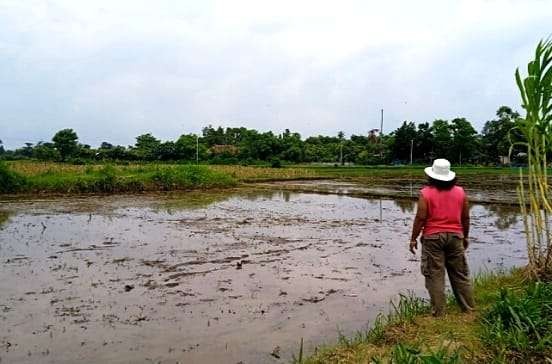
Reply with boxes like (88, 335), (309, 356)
(368, 129), (379, 144)
(209, 144), (240, 156)
(499, 155), (510, 165)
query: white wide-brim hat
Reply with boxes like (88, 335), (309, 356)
(424, 158), (456, 181)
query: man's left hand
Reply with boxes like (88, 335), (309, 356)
(409, 240), (418, 255)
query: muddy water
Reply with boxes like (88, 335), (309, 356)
(0, 185), (525, 363)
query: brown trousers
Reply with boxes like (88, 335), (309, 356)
(421, 233), (475, 316)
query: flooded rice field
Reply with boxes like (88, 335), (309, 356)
(258, 177), (522, 205)
(0, 181), (526, 363)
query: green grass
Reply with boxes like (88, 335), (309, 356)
(1, 160), (545, 195)
(0, 162), (237, 194)
(301, 269), (552, 364)
(481, 281), (552, 361)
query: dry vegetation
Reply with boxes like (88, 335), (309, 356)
(6, 160), (317, 180)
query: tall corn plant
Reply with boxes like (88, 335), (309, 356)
(514, 38), (552, 280)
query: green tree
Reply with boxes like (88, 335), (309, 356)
(280, 129), (303, 162)
(76, 144), (95, 160)
(52, 129), (79, 161)
(156, 141), (177, 161)
(450, 118), (478, 164)
(133, 133), (161, 160)
(33, 142), (60, 161)
(175, 134), (201, 161)
(99, 145), (130, 160)
(305, 135), (341, 163)
(348, 134), (372, 165)
(390, 121), (417, 162)
(415, 122), (434, 162)
(19, 142), (34, 158)
(202, 125), (225, 147)
(431, 120), (452, 160)
(481, 106), (519, 164)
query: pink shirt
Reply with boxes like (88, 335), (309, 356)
(421, 185), (465, 237)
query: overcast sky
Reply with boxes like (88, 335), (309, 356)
(0, 0), (550, 149)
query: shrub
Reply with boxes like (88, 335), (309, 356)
(0, 162), (27, 193)
(96, 164), (118, 192)
(151, 167), (177, 190)
(151, 165), (236, 190)
(69, 157), (87, 165)
(270, 157), (282, 168)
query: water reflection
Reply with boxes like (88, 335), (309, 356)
(0, 210), (11, 228)
(240, 190), (283, 202)
(155, 191), (235, 214)
(391, 198), (521, 230)
(283, 190), (291, 202)
(394, 199), (416, 213)
(81, 187), (522, 231)
(483, 204), (520, 230)
(156, 189), (293, 215)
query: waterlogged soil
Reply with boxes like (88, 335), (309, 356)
(0, 183), (526, 363)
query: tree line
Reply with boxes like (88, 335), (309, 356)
(0, 106), (525, 166)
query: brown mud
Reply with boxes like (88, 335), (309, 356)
(0, 182), (525, 363)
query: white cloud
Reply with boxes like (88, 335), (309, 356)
(0, 0), (550, 148)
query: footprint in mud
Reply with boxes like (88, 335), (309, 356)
(300, 288), (339, 304)
(112, 257), (133, 264)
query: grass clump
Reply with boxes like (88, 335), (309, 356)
(150, 165), (237, 190)
(481, 281), (552, 362)
(0, 162), (27, 193)
(372, 342), (462, 364)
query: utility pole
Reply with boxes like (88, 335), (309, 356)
(410, 139), (414, 165)
(380, 109), (384, 139)
(196, 134), (199, 165)
(379, 109), (384, 160)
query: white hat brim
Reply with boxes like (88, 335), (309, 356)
(424, 166), (456, 181)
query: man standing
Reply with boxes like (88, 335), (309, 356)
(409, 159), (475, 316)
